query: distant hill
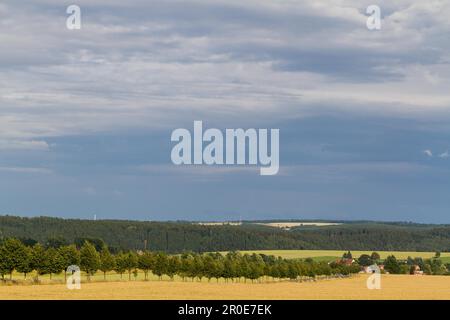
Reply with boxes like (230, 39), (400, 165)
(0, 215), (448, 253)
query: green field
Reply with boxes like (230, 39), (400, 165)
(234, 250), (450, 262)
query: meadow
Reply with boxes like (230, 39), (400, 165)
(1, 275), (449, 300)
(237, 250), (450, 262)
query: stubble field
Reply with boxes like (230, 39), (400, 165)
(1, 275), (449, 300)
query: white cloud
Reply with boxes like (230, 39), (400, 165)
(439, 151), (449, 158)
(422, 150), (450, 158)
(423, 149), (433, 157)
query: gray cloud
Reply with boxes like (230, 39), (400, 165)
(1, 0), (450, 142)
(0, 166), (52, 174)
(0, 139), (49, 151)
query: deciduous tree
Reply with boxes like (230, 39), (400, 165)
(99, 246), (116, 280)
(0, 238), (28, 279)
(80, 241), (100, 281)
(59, 245), (80, 282)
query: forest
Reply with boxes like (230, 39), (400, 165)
(0, 215), (449, 253)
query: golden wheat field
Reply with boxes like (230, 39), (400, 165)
(1, 275), (449, 300)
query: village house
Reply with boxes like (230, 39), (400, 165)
(411, 265), (424, 275)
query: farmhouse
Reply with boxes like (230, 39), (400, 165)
(336, 258), (354, 266)
(411, 265), (424, 275)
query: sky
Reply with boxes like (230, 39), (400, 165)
(1, 0), (450, 223)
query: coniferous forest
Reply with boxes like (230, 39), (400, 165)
(0, 215), (448, 253)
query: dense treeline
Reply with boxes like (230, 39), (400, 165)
(0, 238), (361, 282)
(349, 251), (449, 275)
(0, 215), (449, 253)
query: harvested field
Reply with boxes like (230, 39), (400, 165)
(1, 275), (449, 300)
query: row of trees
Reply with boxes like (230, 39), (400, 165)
(0, 238), (360, 282)
(2, 238), (446, 282)
(383, 255), (448, 275)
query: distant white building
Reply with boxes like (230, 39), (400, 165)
(363, 264), (381, 274)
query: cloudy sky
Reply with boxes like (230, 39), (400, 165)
(1, 0), (450, 223)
